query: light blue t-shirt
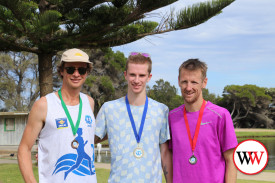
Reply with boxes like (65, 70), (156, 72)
(95, 97), (170, 183)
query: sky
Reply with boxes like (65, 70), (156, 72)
(112, 0), (275, 96)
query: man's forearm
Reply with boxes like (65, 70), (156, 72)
(224, 149), (237, 183)
(18, 145), (37, 183)
(161, 142), (173, 183)
(225, 161), (237, 183)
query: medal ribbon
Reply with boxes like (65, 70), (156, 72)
(58, 89), (82, 136)
(125, 95), (148, 143)
(183, 100), (206, 153)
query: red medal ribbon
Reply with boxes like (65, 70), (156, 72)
(183, 100), (206, 152)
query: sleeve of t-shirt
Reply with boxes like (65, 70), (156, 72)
(159, 105), (170, 144)
(218, 108), (238, 153)
(95, 104), (107, 139)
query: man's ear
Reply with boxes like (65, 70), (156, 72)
(202, 77), (208, 88)
(147, 73), (152, 83)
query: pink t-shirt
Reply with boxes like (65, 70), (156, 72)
(169, 102), (238, 183)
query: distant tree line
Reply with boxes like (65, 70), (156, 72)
(0, 50), (274, 128)
(147, 82), (275, 129)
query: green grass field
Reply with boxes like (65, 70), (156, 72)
(0, 164), (163, 183)
(235, 131), (275, 138)
(0, 164), (111, 183)
(0, 164), (274, 183)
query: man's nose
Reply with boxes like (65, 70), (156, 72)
(134, 76), (139, 82)
(185, 82), (192, 90)
(72, 68), (81, 76)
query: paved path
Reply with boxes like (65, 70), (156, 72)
(237, 171), (275, 182)
(94, 162), (111, 169)
(0, 159), (18, 164)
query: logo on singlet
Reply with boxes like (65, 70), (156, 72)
(52, 128), (96, 179)
(55, 118), (68, 129)
(85, 115), (92, 127)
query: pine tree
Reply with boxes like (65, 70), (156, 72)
(0, 0), (235, 96)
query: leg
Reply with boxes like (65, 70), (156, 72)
(64, 156), (83, 180)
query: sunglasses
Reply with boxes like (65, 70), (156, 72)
(130, 52), (150, 58)
(64, 67), (88, 75)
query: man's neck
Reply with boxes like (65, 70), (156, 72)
(127, 91), (147, 106)
(59, 87), (81, 105)
(184, 98), (206, 112)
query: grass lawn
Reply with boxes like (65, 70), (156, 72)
(235, 131), (275, 138)
(0, 164), (164, 183)
(0, 164), (274, 183)
(264, 170), (275, 173)
(0, 164), (111, 183)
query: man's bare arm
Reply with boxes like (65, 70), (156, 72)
(160, 142), (173, 183)
(17, 97), (47, 183)
(224, 148), (237, 183)
(87, 95), (95, 112)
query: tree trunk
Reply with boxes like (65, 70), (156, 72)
(38, 53), (54, 97)
(250, 112), (274, 128)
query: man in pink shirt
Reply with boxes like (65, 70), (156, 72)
(169, 59), (238, 183)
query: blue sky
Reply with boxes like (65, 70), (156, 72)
(112, 0), (275, 96)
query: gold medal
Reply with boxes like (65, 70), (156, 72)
(71, 139), (79, 149)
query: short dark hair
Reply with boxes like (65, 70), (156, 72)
(179, 59), (208, 80)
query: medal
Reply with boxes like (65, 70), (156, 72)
(133, 146), (144, 158)
(71, 139), (79, 149)
(189, 155), (197, 165)
(183, 100), (206, 165)
(126, 95), (148, 159)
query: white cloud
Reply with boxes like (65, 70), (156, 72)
(113, 0), (275, 95)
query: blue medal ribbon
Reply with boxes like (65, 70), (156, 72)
(125, 95), (148, 143)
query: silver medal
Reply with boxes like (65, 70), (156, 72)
(189, 155), (197, 165)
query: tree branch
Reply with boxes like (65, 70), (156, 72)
(0, 34), (39, 53)
(230, 101), (236, 117)
(0, 16), (24, 34)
